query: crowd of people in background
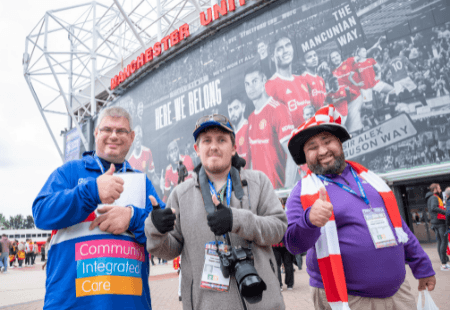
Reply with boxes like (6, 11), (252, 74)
(0, 235), (51, 271)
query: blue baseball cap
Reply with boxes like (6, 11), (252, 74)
(193, 114), (235, 141)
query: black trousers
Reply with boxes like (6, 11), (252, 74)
(434, 225), (448, 265)
(273, 247), (294, 288)
(25, 253), (32, 265)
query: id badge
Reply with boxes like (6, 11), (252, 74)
(362, 208), (398, 249)
(200, 242), (230, 292)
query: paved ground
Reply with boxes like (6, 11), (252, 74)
(0, 243), (448, 309)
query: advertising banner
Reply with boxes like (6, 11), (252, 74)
(112, 0), (450, 198)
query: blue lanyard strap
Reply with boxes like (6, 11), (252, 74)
(208, 174), (232, 208)
(317, 167), (370, 206)
(94, 153), (127, 174)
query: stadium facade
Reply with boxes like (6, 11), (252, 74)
(25, 0), (450, 243)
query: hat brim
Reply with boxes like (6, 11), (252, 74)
(288, 124), (351, 165)
(193, 120), (235, 141)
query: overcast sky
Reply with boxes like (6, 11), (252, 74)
(0, 0), (97, 220)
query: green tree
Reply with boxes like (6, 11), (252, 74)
(25, 215), (35, 229)
(0, 214), (35, 229)
(0, 213), (8, 228)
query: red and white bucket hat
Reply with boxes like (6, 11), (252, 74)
(288, 104), (351, 165)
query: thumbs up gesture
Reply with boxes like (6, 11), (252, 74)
(309, 187), (333, 227)
(96, 164), (125, 204)
(150, 195), (176, 234)
(206, 194), (233, 236)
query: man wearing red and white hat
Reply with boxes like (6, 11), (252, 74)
(284, 105), (436, 310)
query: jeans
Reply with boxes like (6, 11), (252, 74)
(434, 224), (448, 265)
(294, 254), (303, 270)
(0, 254), (8, 272)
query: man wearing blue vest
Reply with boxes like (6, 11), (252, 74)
(33, 106), (164, 310)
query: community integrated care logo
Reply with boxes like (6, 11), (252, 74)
(75, 239), (145, 297)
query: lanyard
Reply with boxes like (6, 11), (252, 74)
(317, 167), (371, 207)
(208, 174), (232, 243)
(208, 174), (232, 208)
(94, 153), (127, 174)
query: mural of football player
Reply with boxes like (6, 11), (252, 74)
(302, 104), (316, 122)
(227, 97), (250, 168)
(324, 74), (359, 121)
(350, 46), (394, 104)
(245, 65), (296, 189)
(303, 50), (327, 110)
(127, 125), (161, 195)
(385, 47), (428, 107)
(329, 49), (364, 133)
(265, 33), (312, 127)
(161, 139), (194, 202)
(256, 38), (272, 81)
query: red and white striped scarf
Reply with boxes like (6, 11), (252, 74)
(300, 160), (409, 310)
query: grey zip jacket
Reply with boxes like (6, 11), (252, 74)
(145, 167), (287, 310)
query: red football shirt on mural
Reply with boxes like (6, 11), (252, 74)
(332, 56), (360, 100)
(248, 97), (294, 189)
(128, 146), (155, 173)
(164, 154), (194, 191)
(235, 120), (250, 169)
(265, 73), (311, 128)
(354, 58), (379, 89)
(325, 86), (359, 117)
(302, 72), (326, 110)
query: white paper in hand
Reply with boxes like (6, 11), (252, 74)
(97, 173), (146, 212)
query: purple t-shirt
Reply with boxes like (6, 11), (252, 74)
(284, 164), (435, 298)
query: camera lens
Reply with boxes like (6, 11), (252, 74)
(235, 262), (266, 304)
(239, 275), (267, 304)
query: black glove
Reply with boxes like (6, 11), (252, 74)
(151, 204), (176, 234)
(206, 203), (233, 235)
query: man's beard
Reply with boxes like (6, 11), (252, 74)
(308, 153), (346, 175)
(231, 115), (243, 128)
(203, 157), (231, 175)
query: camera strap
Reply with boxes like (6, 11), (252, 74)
(198, 165), (244, 215)
(199, 165), (244, 247)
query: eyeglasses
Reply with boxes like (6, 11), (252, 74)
(194, 114), (234, 132)
(99, 127), (131, 137)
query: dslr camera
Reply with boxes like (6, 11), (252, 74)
(218, 245), (267, 304)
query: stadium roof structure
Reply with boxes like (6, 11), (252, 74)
(22, 0), (234, 161)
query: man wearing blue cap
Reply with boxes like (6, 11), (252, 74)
(145, 114), (287, 310)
